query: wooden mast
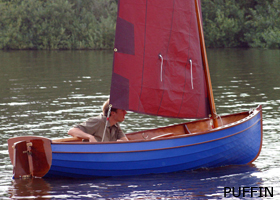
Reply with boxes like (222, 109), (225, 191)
(194, 0), (219, 128)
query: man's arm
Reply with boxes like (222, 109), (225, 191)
(68, 128), (97, 142)
(117, 136), (129, 141)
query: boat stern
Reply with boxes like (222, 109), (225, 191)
(7, 136), (52, 178)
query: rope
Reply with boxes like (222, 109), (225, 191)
(102, 104), (112, 142)
(159, 54), (163, 82)
(218, 114), (223, 126)
(189, 59), (194, 89)
(210, 113), (222, 128)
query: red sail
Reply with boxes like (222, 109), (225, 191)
(110, 0), (211, 119)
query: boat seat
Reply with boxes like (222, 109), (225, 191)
(151, 133), (173, 140)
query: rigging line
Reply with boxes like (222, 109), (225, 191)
(159, 54), (163, 82)
(137, 0), (148, 112)
(218, 114), (224, 126)
(190, 59), (194, 89)
(102, 104), (112, 142)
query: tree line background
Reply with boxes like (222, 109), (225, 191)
(0, 0), (279, 50)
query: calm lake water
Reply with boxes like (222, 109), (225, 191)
(0, 49), (280, 199)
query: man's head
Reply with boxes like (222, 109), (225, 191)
(102, 99), (127, 123)
(102, 99), (117, 116)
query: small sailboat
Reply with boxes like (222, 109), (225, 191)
(8, 0), (262, 178)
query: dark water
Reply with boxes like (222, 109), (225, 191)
(0, 49), (279, 199)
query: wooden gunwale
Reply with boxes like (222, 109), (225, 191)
(52, 107), (261, 146)
(51, 115), (261, 154)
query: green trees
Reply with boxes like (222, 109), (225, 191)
(0, 0), (117, 49)
(0, 0), (280, 49)
(202, 0), (247, 47)
(202, 0), (280, 48)
(244, 0), (280, 48)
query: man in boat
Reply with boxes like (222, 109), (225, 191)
(68, 99), (128, 142)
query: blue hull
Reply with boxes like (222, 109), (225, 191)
(45, 107), (262, 178)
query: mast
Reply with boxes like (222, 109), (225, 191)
(194, 0), (219, 128)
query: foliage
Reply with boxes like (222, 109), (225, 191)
(0, 0), (117, 50)
(202, 0), (246, 47)
(244, 0), (280, 48)
(1, 0), (280, 49)
(202, 0), (280, 48)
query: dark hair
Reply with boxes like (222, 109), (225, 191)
(102, 99), (117, 116)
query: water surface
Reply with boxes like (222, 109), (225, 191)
(0, 49), (280, 199)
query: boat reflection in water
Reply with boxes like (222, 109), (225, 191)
(9, 178), (51, 199)
(8, 164), (262, 199)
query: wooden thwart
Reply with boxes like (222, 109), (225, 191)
(151, 133), (174, 140)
